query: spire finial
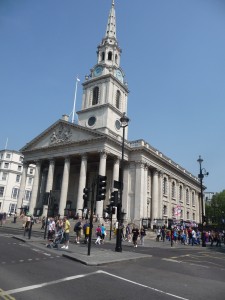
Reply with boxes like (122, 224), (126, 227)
(105, 0), (116, 38)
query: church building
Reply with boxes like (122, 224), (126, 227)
(17, 0), (202, 228)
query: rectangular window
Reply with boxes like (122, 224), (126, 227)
(18, 165), (22, 171)
(2, 172), (8, 180)
(19, 156), (23, 162)
(11, 188), (19, 199)
(6, 153), (11, 159)
(16, 175), (20, 182)
(25, 190), (31, 201)
(29, 168), (34, 175)
(28, 177), (32, 185)
(9, 203), (16, 214)
(0, 187), (4, 197)
(4, 163), (9, 169)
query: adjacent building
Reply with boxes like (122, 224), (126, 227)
(18, 1), (203, 227)
(0, 149), (35, 214)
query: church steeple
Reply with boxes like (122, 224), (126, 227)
(105, 0), (116, 39)
(96, 0), (121, 69)
(77, 0), (129, 140)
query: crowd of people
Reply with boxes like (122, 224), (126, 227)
(41, 215), (151, 249)
(155, 226), (225, 247)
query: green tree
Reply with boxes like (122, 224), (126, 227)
(206, 190), (225, 226)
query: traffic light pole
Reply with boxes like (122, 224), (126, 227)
(87, 181), (95, 256)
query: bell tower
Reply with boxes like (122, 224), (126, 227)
(77, 0), (129, 140)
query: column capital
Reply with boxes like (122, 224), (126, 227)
(34, 160), (42, 167)
(81, 153), (88, 161)
(64, 157), (70, 163)
(99, 150), (108, 160)
(114, 156), (120, 165)
(152, 169), (159, 176)
(135, 161), (145, 169)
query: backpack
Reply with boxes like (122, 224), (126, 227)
(74, 221), (81, 232)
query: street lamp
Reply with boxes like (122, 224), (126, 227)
(197, 155), (209, 247)
(115, 112), (130, 252)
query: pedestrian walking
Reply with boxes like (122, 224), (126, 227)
(140, 226), (146, 246)
(41, 216), (46, 229)
(95, 225), (102, 245)
(61, 216), (70, 249)
(74, 218), (82, 244)
(132, 225), (139, 247)
(101, 223), (106, 244)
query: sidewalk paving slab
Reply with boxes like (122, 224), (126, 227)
(12, 235), (152, 266)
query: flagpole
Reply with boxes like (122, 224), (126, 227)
(72, 77), (80, 123)
(5, 138), (8, 150)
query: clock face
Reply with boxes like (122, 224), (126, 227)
(94, 66), (103, 77)
(115, 119), (121, 130)
(115, 69), (123, 83)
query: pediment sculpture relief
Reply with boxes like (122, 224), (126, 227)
(50, 124), (72, 144)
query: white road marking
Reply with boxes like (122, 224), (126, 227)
(0, 270), (190, 300)
(162, 258), (182, 263)
(0, 271), (100, 296)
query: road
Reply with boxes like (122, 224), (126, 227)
(0, 229), (225, 300)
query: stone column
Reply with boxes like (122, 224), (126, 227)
(134, 162), (145, 223)
(17, 162), (28, 214)
(158, 172), (163, 220)
(96, 151), (107, 219)
(143, 165), (148, 218)
(58, 157), (70, 216)
(167, 177), (172, 224)
(151, 170), (159, 221)
(46, 159), (55, 193)
(29, 160), (41, 215)
(76, 154), (88, 216)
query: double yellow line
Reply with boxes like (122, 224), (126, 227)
(0, 289), (15, 300)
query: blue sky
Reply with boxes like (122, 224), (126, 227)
(1, 0), (225, 193)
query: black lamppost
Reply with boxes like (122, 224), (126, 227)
(197, 155), (209, 247)
(115, 112), (130, 252)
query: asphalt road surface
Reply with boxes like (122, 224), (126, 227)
(0, 232), (225, 300)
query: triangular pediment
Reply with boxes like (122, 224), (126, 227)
(20, 119), (105, 152)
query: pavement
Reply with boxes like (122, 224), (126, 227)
(1, 216), (224, 266)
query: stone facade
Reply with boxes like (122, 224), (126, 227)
(19, 1), (202, 227)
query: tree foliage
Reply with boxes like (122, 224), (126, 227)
(205, 190), (225, 225)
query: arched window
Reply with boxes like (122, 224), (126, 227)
(192, 192), (195, 206)
(172, 181), (176, 198)
(92, 87), (99, 105)
(179, 185), (183, 202)
(115, 54), (118, 63)
(187, 211), (190, 220)
(163, 205), (167, 215)
(163, 177), (167, 195)
(116, 90), (120, 109)
(186, 188), (189, 204)
(101, 52), (105, 61)
(193, 213), (195, 221)
(108, 51), (112, 60)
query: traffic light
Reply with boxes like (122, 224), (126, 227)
(96, 175), (107, 201)
(83, 187), (89, 208)
(110, 191), (118, 207)
(105, 204), (111, 215)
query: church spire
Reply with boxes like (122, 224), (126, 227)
(105, 0), (116, 39)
